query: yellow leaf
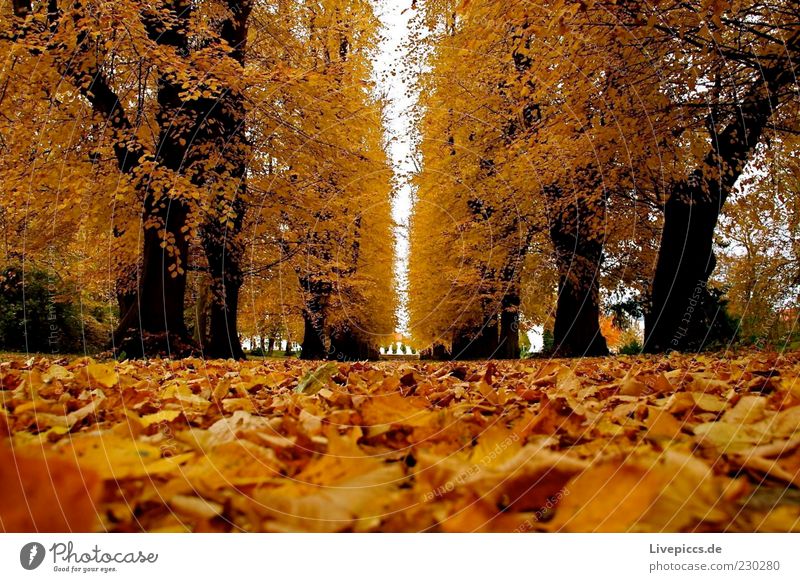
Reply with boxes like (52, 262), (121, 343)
(87, 362), (118, 389)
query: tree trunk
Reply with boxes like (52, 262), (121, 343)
(197, 1), (252, 360)
(300, 309), (327, 360)
(113, 198), (193, 358)
(204, 268), (246, 360)
(552, 265), (609, 357)
(420, 344), (450, 360)
(116, 284), (136, 324)
(267, 337), (274, 356)
(645, 61), (793, 352)
(329, 327), (380, 361)
(498, 292), (521, 359)
(113, 4), (197, 358)
(644, 181), (720, 352)
(549, 181), (609, 358)
(192, 276), (212, 349)
(202, 206), (246, 359)
(452, 317), (499, 360)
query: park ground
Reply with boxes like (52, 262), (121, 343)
(1, 350), (799, 532)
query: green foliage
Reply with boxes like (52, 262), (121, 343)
(519, 331), (532, 358)
(542, 328), (555, 353)
(618, 339), (642, 355)
(0, 265), (105, 354)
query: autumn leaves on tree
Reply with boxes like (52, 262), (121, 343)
(409, 0), (799, 359)
(1, 0), (798, 360)
(3, 0), (395, 359)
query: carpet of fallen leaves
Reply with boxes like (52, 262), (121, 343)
(1, 351), (800, 533)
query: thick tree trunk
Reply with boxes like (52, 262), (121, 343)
(113, 4), (198, 358)
(204, 268), (245, 360)
(498, 292), (521, 359)
(116, 284), (136, 324)
(419, 344), (450, 360)
(552, 266), (609, 357)
(138, 206), (190, 337)
(299, 275), (331, 360)
(300, 310), (327, 360)
(113, 199), (193, 357)
(644, 181), (720, 352)
(549, 182), (609, 358)
(203, 235), (246, 359)
(202, 198), (246, 359)
(198, 2), (252, 360)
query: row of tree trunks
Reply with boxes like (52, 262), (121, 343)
(452, 316), (500, 360)
(418, 304), (519, 361)
(118, 0), (253, 359)
(300, 313), (382, 362)
(298, 286), (383, 361)
(329, 326), (381, 361)
(419, 344), (450, 360)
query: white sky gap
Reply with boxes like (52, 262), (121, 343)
(372, 0), (418, 335)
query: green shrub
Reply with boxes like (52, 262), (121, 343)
(618, 338), (642, 355)
(0, 264), (104, 354)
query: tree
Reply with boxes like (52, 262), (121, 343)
(409, 1), (648, 357)
(597, 2), (800, 351)
(6, 0), (260, 357)
(716, 137), (800, 345)
(409, 1), (547, 359)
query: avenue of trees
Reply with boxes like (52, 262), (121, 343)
(0, 0), (797, 360)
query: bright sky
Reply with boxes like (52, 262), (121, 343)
(372, 0), (418, 335)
